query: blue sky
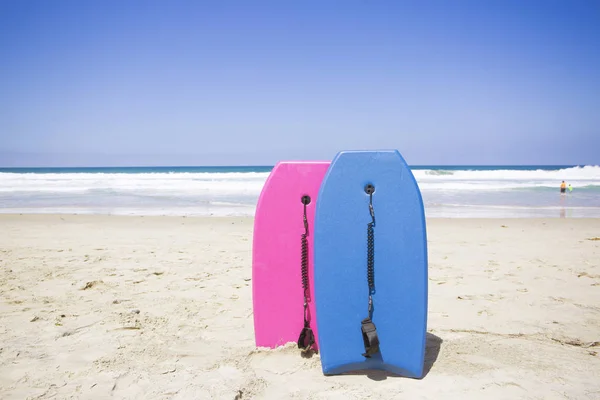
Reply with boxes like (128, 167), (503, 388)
(1, 0), (599, 166)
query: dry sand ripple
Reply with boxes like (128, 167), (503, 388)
(1, 215), (599, 399)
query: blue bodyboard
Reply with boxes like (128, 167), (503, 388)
(313, 150), (428, 377)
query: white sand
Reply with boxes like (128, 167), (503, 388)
(1, 215), (599, 399)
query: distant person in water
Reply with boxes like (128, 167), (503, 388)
(560, 181), (566, 194)
(568, 184), (573, 193)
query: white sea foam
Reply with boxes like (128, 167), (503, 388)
(413, 165), (600, 191)
(0, 172), (270, 195)
(416, 165), (600, 180)
(1, 166), (599, 217)
(1, 166), (598, 195)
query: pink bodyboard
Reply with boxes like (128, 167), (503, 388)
(252, 161), (330, 350)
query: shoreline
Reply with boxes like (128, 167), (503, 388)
(3, 210), (600, 219)
(2, 212), (600, 221)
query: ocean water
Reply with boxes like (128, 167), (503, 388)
(1, 165), (599, 218)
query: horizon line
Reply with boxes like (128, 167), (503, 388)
(0, 163), (594, 170)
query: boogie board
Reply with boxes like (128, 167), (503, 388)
(313, 150), (428, 377)
(252, 161), (330, 351)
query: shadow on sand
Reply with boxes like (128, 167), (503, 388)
(301, 348), (318, 359)
(334, 332), (444, 381)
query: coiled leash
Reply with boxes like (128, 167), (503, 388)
(297, 195), (315, 352)
(361, 184), (380, 358)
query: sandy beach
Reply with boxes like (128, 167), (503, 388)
(0, 214), (599, 399)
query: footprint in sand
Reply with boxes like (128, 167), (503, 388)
(80, 280), (103, 290)
(549, 296), (568, 303)
(458, 294), (505, 302)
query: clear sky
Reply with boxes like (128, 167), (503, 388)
(1, 0), (599, 167)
